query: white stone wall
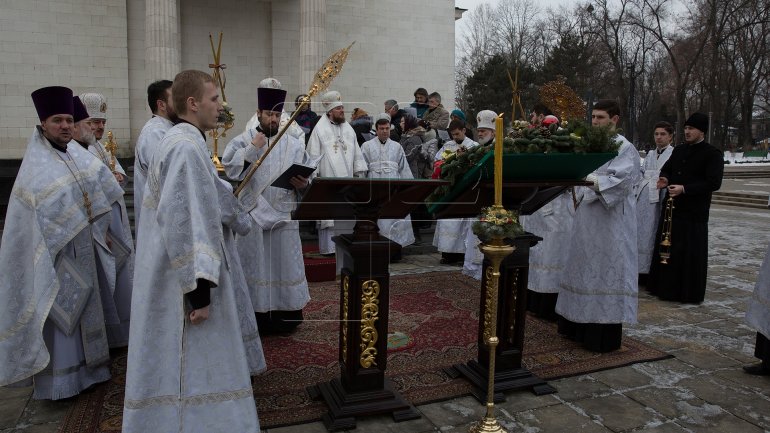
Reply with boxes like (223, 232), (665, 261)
(0, 0), (131, 158)
(0, 0), (455, 159)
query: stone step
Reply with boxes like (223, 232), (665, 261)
(711, 199), (769, 210)
(712, 191), (769, 204)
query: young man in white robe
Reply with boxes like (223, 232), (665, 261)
(0, 86), (123, 399)
(744, 241), (770, 376)
(223, 78), (310, 334)
(433, 119), (478, 265)
(133, 79), (176, 232)
(636, 121), (674, 278)
(462, 110), (497, 280)
(76, 93), (135, 348)
(555, 99), (639, 353)
(361, 113), (415, 261)
(122, 70), (259, 433)
(306, 90), (368, 270)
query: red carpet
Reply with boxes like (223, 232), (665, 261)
(302, 243), (335, 282)
(57, 271), (670, 432)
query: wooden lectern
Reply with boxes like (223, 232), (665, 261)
(294, 177), (447, 432)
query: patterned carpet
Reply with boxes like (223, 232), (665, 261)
(58, 271), (670, 432)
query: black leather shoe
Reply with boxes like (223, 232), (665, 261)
(742, 363), (770, 376)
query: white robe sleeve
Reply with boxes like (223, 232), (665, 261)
(222, 130), (266, 181)
(593, 141), (636, 209)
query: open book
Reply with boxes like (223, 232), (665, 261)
(270, 153), (325, 190)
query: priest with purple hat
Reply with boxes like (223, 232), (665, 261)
(0, 86), (123, 399)
(223, 77), (311, 334)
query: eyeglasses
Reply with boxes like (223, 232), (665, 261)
(89, 119), (106, 126)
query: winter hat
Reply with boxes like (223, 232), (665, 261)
(684, 112), (709, 133)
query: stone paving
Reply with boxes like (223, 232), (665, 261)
(2, 203), (770, 433)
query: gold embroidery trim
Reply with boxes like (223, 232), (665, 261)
(507, 268), (519, 344)
(360, 279), (380, 368)
(342, 275), (349, 363)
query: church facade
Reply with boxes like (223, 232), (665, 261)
(0, 0), (458, 159)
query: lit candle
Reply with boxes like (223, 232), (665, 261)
(494, 113), (504, 207)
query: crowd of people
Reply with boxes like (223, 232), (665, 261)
(0, 72), (768, 433)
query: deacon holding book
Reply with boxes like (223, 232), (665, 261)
(223, 77), (310, 334)
(361, 113), (415, 260)
(306, 90), (367, 260)
(123, 70), (259, 432)
(0, 86), (123, 399)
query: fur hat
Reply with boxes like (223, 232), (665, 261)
(73, 96), (90, 123)
(80, 93), (108, 120)
(684, 112), (709, 133)
(321, 90), (343, 112)
(476, 110), (497, 131)
(31, 86), (74, 121)
(257, 77), (287, 112)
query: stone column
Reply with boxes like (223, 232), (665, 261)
(145, 0), (181, 83)
(300, 0), (326, 92)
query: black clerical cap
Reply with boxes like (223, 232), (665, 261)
(31, 86), (74, 121)
(684, 112), (709, 133)
(73, 96), (90, 123)
(257, 87), (287, 113)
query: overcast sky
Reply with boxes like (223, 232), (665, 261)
(454, 0), (570, 43)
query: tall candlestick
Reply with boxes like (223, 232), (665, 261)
(494, 113), (504, 207)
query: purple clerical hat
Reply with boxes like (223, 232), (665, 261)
(73, 96), (90, 123)
(31, 86), (74, 121)
(257, 87), (287, 113)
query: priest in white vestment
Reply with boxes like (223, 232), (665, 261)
(636, 121), (674, 275)
(463, 110), (497, 280)
(306, 90), (368, 268)
(0, 87), (123, 399)
(361, 113), (415, 258)
(71, 96), (133, 348)
(555, 99), (639, 353)
(80, 93), (128, 187)
(76, 93), (134, 348)
(133, 79), (175, 232)
(122, 70), (259, 433)
(433, 119), (478, 265)
(223, 78), (310, 334)
(745, 241), (770, 376)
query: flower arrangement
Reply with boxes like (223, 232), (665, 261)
(472, 206), (524, 242)
(218, 101), (235, 128)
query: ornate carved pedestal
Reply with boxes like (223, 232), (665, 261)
(446, 233), (557, 402)
(297, 178), (445, 431)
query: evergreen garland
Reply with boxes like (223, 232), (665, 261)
(427, 120), (621, 204)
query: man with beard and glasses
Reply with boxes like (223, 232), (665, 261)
(223, 77), (310, 334)
(73, 96), (136, 348)
(0, 87), (123, 399)
(433, 119), (478, 265)
(647, 113), (723, 304)
(123, 70), (260, 433)
(72, 96), (134, 349)
(133, 80), (176, 231)
(306, 90), (367, 268)
(79, 93), (128, 188)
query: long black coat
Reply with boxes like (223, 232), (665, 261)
(647, 140), (724, 303)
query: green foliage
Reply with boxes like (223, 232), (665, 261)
(471, 207), (524, 242)
(426, 121), (621, 204)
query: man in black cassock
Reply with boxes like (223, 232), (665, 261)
(646, 112), (724, 304)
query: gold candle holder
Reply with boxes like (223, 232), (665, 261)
(470, 236), (514, 433)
